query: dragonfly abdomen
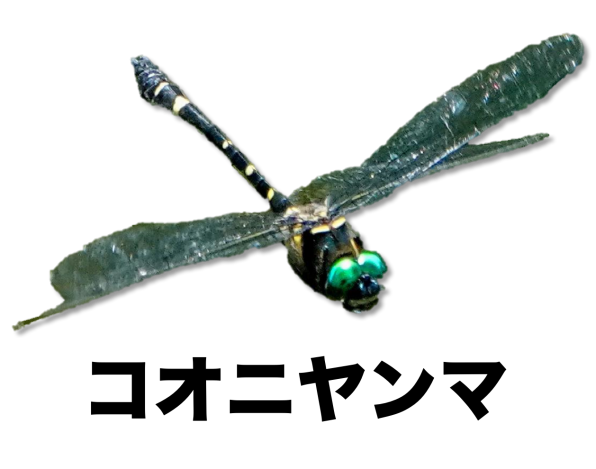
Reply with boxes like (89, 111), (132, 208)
(131, 56), (290, 213)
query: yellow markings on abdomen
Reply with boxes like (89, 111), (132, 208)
(172, 96), (190, 115)
(153, 82), (168, 97)
(245, 164), (256, 176)
(267, 188), (275, 200)
(222, 139), (233, 149)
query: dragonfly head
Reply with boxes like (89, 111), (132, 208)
(325, 251), (387, 313)
(342, 273), (381, 312)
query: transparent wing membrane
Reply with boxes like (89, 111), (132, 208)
(290, 35), (582, 216)
(14, 211), (291, 330)
(419, 133), (549, 178)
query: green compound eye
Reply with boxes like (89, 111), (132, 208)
(327, 257), (362, 293)
(357, 251), (387, 278)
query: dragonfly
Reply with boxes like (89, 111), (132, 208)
(13, 34), (583, 330)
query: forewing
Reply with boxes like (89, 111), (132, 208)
(14, 210), (290, 330)
(290, 34), (583, 216)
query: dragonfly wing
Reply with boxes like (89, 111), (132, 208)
(419, 133), (549, 179)
(14, 210), (291, 330)
(290, 34), (582, 216)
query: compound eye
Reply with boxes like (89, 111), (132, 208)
(327, 257), (362, 293)
(357, 251), (387, 278)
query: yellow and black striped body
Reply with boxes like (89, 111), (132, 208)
(132, 56), (383, 311)
(132, 56), (290, 213)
